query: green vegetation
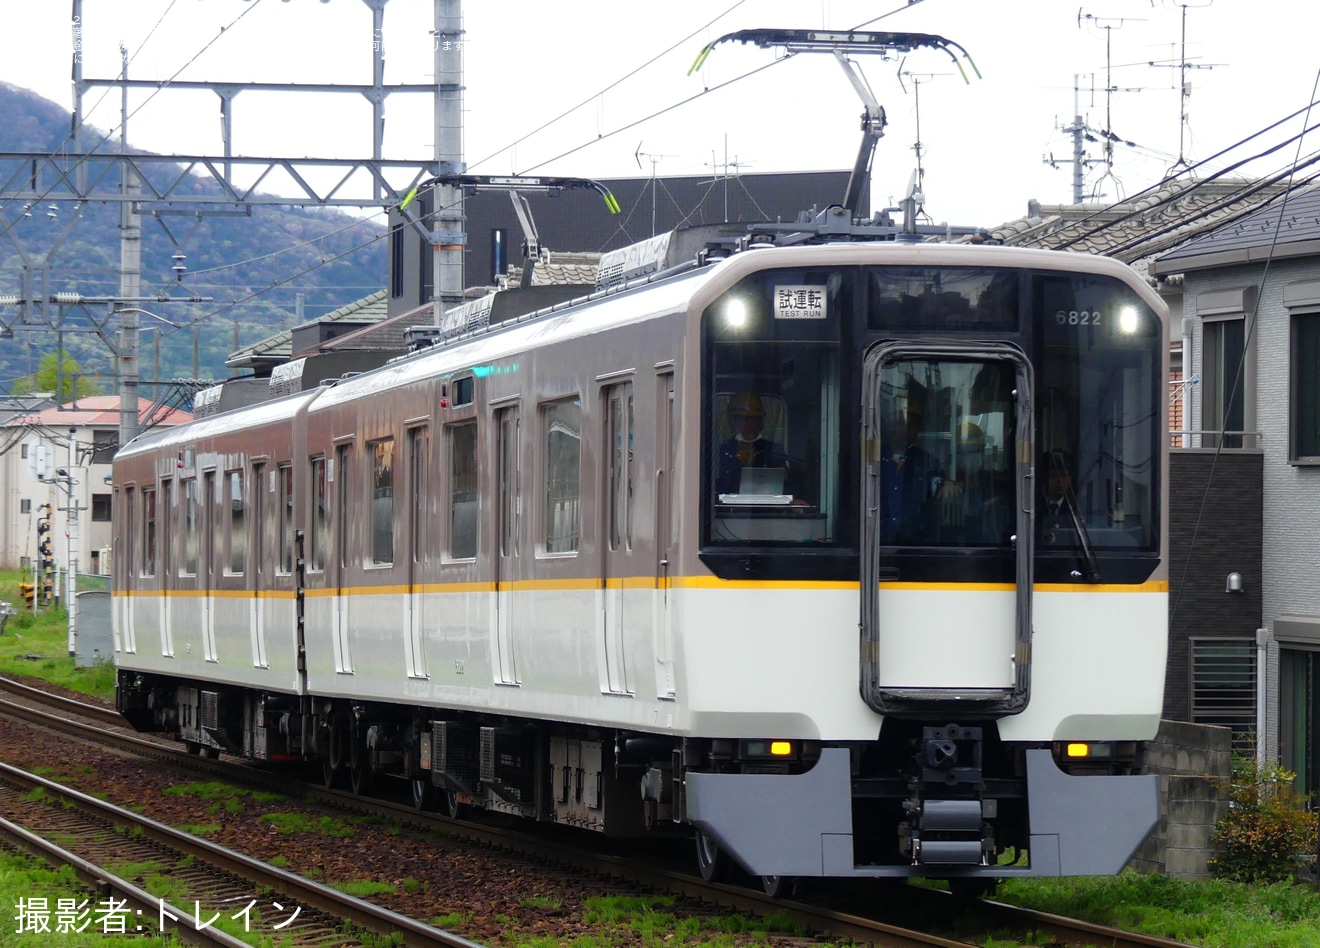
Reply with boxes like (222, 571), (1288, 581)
(1210, 759), (1318, 884)
(0, 847), (171, 947)
(333, 879), (396, 898)
(0, 571), (116, 702)
(11, 353), (103, 400)
(998, 871), (1320, 948)
(258, 811), (355, 838)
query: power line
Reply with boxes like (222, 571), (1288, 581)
(468, 1), (750, 173)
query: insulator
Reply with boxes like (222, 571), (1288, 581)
(53, 292), (83, 305)
(0, 295), (21, 306)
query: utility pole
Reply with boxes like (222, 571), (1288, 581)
(117, 44), (142, 449)
(65, 426), (79, 658)
(431, 0), (466, 329)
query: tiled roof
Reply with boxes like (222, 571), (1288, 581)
(983, 177), (1289, 274)
(498, 250), (601, 289)
(226, 290), (388, 368)
(5, 395), (192, 428)
(318, 302), (434, 353)
(1154, 182), (1320, 271)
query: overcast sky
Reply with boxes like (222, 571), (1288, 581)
(2, 0), (1319, 231)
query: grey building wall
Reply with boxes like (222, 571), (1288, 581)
(1165, 450), (1263, 723)
(1180, 256), (1320, 762)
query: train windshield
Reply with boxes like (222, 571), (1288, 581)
(1034, 271), (1161, 554)
(703, 267), (849, 547)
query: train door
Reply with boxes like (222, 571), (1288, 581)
(119, 487), (136, 654)
(860, 343), (1034, 714)
(159, 479), (174, 658)
(601, 381), (635, 695)
(653, 371), (677, 699)
(404, 426), (428, 679)
(332, 443), (354, 674)
(201, 471), (218, 663)
(493, 405), (520, 685)
(249, 462), (268, 668)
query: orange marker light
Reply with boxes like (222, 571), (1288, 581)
(1066, 743), (1090, 758)
(770, 741), (792, 757)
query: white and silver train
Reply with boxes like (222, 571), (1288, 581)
(113, 237), (1169, 891)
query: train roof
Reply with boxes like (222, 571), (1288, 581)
(115, 241), (1165, 460)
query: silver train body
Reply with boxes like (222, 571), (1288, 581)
(114, 241), (1169, 883)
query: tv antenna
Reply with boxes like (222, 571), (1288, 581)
(896, 64), (949, 220)
(1147, 1), (1220, 172)
(635, 143), (677, 237)
(704, 134), (753, 220)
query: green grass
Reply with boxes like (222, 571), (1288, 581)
(333, 879), (397, 898)
(258, 811), (355, 837)
(998, 871), (1320, 948)
(0, 846), (172, 946)
(0, 571), (115, 701)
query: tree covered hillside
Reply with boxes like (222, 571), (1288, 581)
(0, 83), (388, 392)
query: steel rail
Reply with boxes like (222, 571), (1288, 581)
(0, 682), (1202, 948)
(0, 761), (487, 948)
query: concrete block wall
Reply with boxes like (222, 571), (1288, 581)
(1130, 720), (1231, 879)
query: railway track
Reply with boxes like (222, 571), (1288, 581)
(0, 677), (1204, 948)
(0, 759), (487, 947)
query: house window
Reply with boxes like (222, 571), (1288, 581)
(92, 431), (117, 464)
(92, 494), (111, 521)
(1189, 637), (1257, 756)
(543, 398), (581, 554)
(1291, 311), (1320, 462)
(1202, 316), (1247, 448)
(19, 499), (30, 514)
(20, 444), (27, 459)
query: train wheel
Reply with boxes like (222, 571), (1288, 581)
(184, 741), (201, 755)
(441, 789), (469, 820)
(349, 760), (373, 796)
(320, 753), (340, 789)
(694, 830), (731, 883)
(411, 777), (434, 811)
(203, 745), (220, 760)
(761, 875), (794, 899)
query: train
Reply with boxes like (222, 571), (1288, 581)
(113, 231), (1169, 894)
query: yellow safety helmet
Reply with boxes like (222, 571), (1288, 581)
(727, 392), (765, 417)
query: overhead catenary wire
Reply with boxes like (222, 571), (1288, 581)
(467, 0), (750, 174)
(0, 0), (271, 246)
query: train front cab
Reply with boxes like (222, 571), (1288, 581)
(683, 249), (1167, 882)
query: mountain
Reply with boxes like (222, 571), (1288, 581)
(0, 83), (388, 391)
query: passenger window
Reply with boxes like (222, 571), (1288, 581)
(449, 423), (478, 559)
(369, 438), (395, 566)
(543, 398), (581, 554)
(182, 479), (198, 575)
(140, 487), (156, 577)
(226, 470), (245, 575)
(309, 457), (327, 572)
(278, 464), (294, 574)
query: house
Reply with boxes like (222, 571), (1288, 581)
(0, 396), (192, 576)
(1151, 184), (1320, 794)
